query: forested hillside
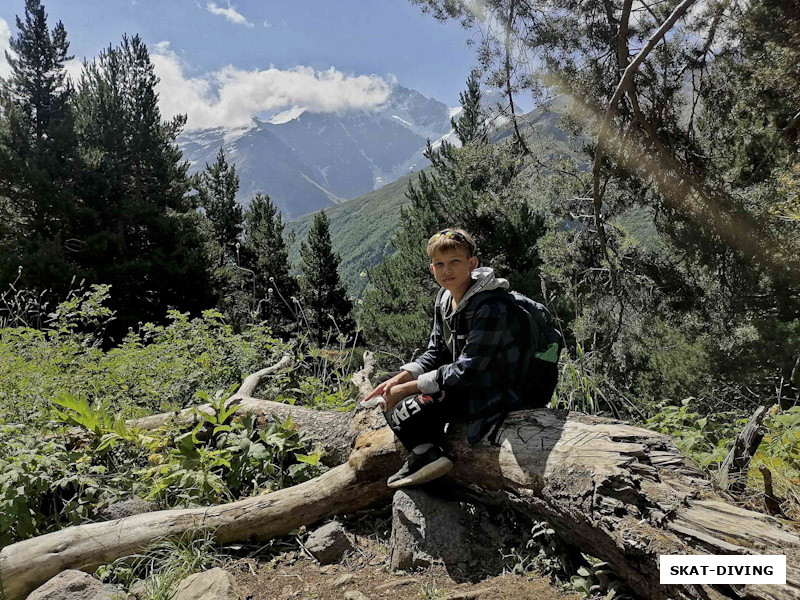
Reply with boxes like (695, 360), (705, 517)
(286, 97), (583, 292)
(1, 0), (799, 598)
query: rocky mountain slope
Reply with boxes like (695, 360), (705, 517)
(178, 84), (453, 219)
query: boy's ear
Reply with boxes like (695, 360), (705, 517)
(469, 256), (478, 271)
(429, 263), (434, 274)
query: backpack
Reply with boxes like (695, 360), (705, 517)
(468, 289), (564, 437)
(506, 291), (565, 365)
(469, 289), (564, 378)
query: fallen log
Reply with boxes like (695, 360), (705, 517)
(2, 377), (798, 600)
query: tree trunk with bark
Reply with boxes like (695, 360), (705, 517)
(1, 359), (798, 600)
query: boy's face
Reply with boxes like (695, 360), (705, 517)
(429, 247), (478, 295)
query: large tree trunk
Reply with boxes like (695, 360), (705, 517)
(2, 375), (798, 600)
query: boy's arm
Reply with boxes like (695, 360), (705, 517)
(399, 302), (450, 379)
(415, 301), (508, 394)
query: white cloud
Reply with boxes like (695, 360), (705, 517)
(64, 58), (85, 85)
(150, 44), (392, 131)
(206, 2), (254, 27)
(263, 20), (272, 29)
(0, 18), (13, 80)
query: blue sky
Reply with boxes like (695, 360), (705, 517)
(1, 1), (489, 130)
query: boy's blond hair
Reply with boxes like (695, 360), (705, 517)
(426, 228), (477, 259)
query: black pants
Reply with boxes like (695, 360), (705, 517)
(381, 361), (558, 450)
(380, 372), (465, 452)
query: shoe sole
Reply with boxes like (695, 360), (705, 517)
(387, 457), (454, 489)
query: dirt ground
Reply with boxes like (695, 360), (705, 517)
(225, 507), (584, 600)
(231, 557), (577, 600)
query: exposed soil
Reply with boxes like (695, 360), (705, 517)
(231, 557), (576, 600)
(225, 506), (583, 600)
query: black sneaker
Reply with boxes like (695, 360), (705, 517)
(387, 445), (453, 489)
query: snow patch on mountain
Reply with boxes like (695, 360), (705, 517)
(430, 129), (461, 151)
(392, 115), (414, 128)
(177, 82), (454, 217)
(269, 106), (307, 124)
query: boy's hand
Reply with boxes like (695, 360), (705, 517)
(363, 371), (412, 401)
(383, 380), (419, 410)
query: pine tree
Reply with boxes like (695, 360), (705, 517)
(0, 0), (82, 293)
(298, 211), (354, 345)
(242, 193), (298, 328)
(197, 147), (243, 264)
(73, 34), (213, 339)
(360, 76), (547, 353)
(451, 71), (487, 146)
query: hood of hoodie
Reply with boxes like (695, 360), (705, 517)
(440, 266), (510, 321)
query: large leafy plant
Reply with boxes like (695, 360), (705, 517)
(138, 388), (325, 506)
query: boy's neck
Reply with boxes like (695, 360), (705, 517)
(450, 280), (472, 305)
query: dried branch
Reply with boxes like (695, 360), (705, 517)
(232, 354), (293, 399)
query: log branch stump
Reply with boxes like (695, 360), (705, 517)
(718, 402), (773, 494)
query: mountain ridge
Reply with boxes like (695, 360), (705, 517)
(286, 97), (583, 293)
(177, 84), (454, 219)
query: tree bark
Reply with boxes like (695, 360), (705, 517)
(2, 393), (798, 600)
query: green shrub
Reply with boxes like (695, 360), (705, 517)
(138, 390), (325, 506)
(0, 286), (291, 428)
(646, 398), (743, 469)
(0, 425), (136, 547)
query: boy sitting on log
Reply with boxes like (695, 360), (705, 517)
(363, 228), (561, 489)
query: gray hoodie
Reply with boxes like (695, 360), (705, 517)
(401, 267), (509, 393)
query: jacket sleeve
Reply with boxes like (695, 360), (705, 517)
(417, 300), (509, 393)
(399, 304), (451, 379)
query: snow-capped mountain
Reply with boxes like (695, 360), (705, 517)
(178, 84), (454, 219)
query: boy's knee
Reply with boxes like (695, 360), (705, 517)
(385, 394), (426, 428)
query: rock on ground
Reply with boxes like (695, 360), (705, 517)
(331, 574), (358, 588)
(390, 489), (503, 575)
(304, 521), (354, 564)
(25, 570), (114, 600)
(98, 497), (158, 521)
(172, 568), (241, 600)
(127, 580), (147, 600)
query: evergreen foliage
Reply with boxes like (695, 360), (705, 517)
(0, 0), (80, 294)
(451, 70), (487, 146)
(72, 34), (213, 340)
(298, 211), (354, 345)
(196, 147), (243, 264)
(0, 6), (214, 341)
(241, 193), (299, 329)
(190, 146), (251, 327)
